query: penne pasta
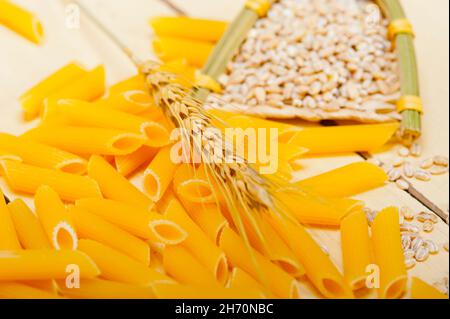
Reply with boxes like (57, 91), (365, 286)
(163, 245), (219, 287)
(69, 206), (151, 265)
(95, 90), (155, 115)
(87, 155), (153, 209)
(8, 199), (51, 249)
(0, 189), (21, 250)
(219, 227), (300, 299)
(296, 162), (388, 197)
(153, 36), (214, 68)
(0, 282), (60, 299)
(0, 160), (102, 202)
(0, 0), (44, 44)
(19, 62), (87, 120)
(371, 207), (407, 299)
(286, 123), (400, 155)
(173, 164), (215, 204)
(35, 185), (78, 250)
(163, 198), (229, 285)
(150, 17), (227, 42)
(0, 152), (22, 162)
(114, 146), (158, 177)
(228, 268), (268, 297)
(22, 125), (145, 156)
(109, 74), (147, 95)
(43, 99), (170, 147)
(0, 249), (100, 281)
(56, 278), (155, 299)
(75, 198), (187, 245)
(151, 284), (265, 299)
(0, 132), (87, 175)
(44, 65), (105, 111)
(268, 214), (352, 298)
(410, 277), (448, 299)
(78, 239), (174, 286)
(341, 210), (372, 290)
(144, 146), (180, 202)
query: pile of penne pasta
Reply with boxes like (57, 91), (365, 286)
(0, 60), (446, 299)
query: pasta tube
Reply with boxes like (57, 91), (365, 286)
(0, 282), (60, 299)
(88, 155), (153, 209)
(268, 214), (352, 299)
(35, 185), (77, 250)
(144, 146), (179, 202)
(109, 74), (147, 95)
(173, 164), (215, 204)
(69, 206), (150, 265)
(296, 162), (388, 197)
(163, 198), (229, 285)
(287, 123), (400, 154)
(0, 189), (21, 250)
(219, 227), (300, 299)
(152, 284), (265, 299)
(78, 239), (174, 286)
(22, 126), (145, 156)
(153, 36), (214, 67)
(228, 268), (267, 293)
(114, 146), (158, 177)
(150, 17), (227, 42)
(44, 65), (105, 108)
(43, 99), (170, 147)
(19, 62), (87, 120)
(0, 152), (21, 162)
(0, 133), (87, 175)
(0, 160), (102, 202)
(75, 198), (187, 245)
(8, 199), (51, 249)
(57, 278), (155, 299)
(95, 90), (154, 115)
(0, 249), (100, 281)
(371, 207), (407, 299)
(0, 0), (44, 44)
(341, 210), (372, 290)
(163, 245), (219, 287)
(410, 277), (448, 299)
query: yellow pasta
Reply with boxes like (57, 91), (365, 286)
(144, 146), (180, 202)
(219, 227), (300, 299)
(43, 99), (170, 147)
(150, 17), (227, 42)
(410, 277), (448, 299)
(286, 123), (400, 155)
(95, 90), (155, 115)
(152, 284), (265, 299)
(114, 146), (158, 177)
(88, 155), (153, 209)
(341, 210), (372, 290)
(22, 125), (145, 156)
(0, 132), (87, 175)
(0, 249), (100, 281)
(0, 160), (102, 202)
(78, 239), (174, 286)
(35, 185), (78, 250)
(57, 278), (155, 299)
(8, 199), (51, 249)
(228, 268), (268, 297)
(0, 189), (21, 250)
(153, 36), (214, 68)
(163, 198), (229, 285)
(75, 198), (187, 245)
(0, 0), (44, 44)
(0, 282), (60, 299)
(109, 74), (147, 95)
(163, 245), (219, 287)
(0, 152), (21, 162)
(296, 162), (388, 197)
(371, 207), (407, 299)
(20, 62), (87, 120)
(69, 206), (150, 265)
(44, 65), (105, 111)
(267, 214), (352, 299)
(173, 164), (216, 204)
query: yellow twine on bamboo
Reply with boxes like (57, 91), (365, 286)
(195, 71), (223, 93)
(397, 95), (423, 113)
(388, 18), (415, 41)
(245, 0), (271, 17)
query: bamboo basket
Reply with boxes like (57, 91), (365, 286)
(195, 0), (421, 144)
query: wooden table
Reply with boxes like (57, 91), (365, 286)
(0, 0), (448, 298)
